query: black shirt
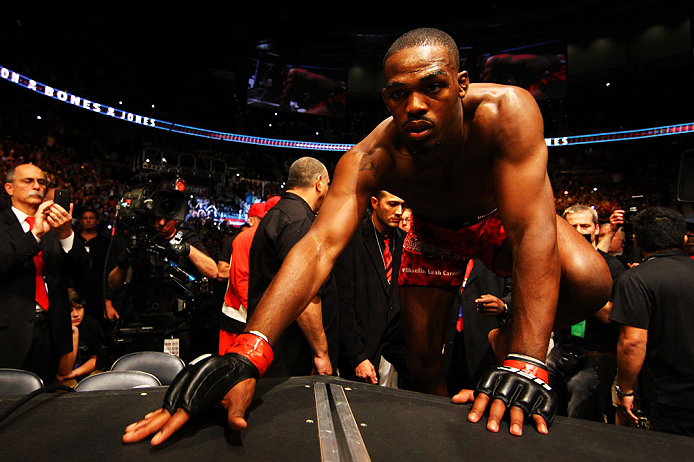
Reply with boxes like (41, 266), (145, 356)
(76, 232), (111, 319)
(248, 192), (339, 377)
(610, 249), (694, 408)
(75, 314), (104, 372)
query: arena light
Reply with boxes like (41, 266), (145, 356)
(2, 65), (693, 152)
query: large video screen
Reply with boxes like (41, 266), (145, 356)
(463, 39), (567, 100)
(247, 52), (348, 118)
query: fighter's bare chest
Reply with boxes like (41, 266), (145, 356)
(387, 148), (497, 223)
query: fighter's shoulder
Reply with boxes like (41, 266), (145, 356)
(351, 117), (396, 155)
(467, 83), (538, 121)
(340, 118), (396, 172)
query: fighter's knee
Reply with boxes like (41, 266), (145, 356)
(563, 247), (611, 294)
(556, 248), (612, 327)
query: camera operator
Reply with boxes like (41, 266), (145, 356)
(106, 210), (217, 362)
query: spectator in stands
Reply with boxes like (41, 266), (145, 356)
(546, 204), (625, 422)
(57, 288), (104, 382)
(611, 206), (694, 436)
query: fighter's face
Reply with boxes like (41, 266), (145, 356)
(372, 192), (405, 230)
(382, 44), (467, 155)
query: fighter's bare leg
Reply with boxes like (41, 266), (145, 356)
(399, 285), (456, 397)
(553, 215), (612, 326)
(489, 215), (612, 359)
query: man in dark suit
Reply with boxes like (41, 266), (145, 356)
(0, 163), (90, 383)
(334, 190), (409, 387)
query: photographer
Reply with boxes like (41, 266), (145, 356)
(106, 192), (217, 362)
(546, 205), (625, 423)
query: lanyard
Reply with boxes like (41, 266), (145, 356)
(456, 259), (475, 332)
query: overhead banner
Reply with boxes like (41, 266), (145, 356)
(2, 65), (692, 151)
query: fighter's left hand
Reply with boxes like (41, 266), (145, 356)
(458, 354), (557, 436)
(466, 392), (549, 436)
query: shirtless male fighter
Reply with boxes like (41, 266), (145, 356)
(123, 28), (611, 445)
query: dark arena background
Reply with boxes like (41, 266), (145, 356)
(1, 3), (694, 459)
(2, 3), (693, 235)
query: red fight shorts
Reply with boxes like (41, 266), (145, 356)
(398, 210), (510, 287)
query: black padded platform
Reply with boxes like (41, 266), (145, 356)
(0, 376), (692, 461)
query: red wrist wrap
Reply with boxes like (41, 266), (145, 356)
(226, 333), (274, 377)
(503, 358), (549, 384)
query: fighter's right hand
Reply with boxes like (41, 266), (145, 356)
(122, 333), (273, 446)
(467, 354), (558, 436)
(122, 376), (258, 445)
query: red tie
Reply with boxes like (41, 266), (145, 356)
(456, 259), (475, 332)
(383, 236), (392, 283)
(25, 217), (49, 310)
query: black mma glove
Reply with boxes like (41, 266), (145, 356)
(162, 333), (274, 418)
(475, 353), (558, 426)
(163, 354), (258, 417)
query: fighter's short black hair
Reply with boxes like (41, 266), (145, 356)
(286, 157), (328, 190)
(383, 28), (460, 72)
(632, 206), (687, 253)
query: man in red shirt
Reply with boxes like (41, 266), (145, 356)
(219, 199), (280, 353)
